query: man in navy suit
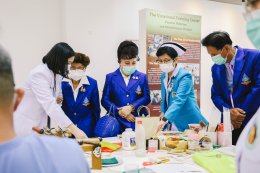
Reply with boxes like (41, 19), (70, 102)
(202, 31), (260, 144)
(101, 40), (151, 132)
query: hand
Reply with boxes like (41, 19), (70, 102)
(125, 114), (135, 122)
(68, 124), (88, 139)
(118, 106), (133, 117)
(230, 108), (246, 129)
(159, 112), (164, 120)
(56, 96), (63, 104)
(118, 110), (127, 118)
(232, 121), (243, 129)
(155, 120), (167, 135)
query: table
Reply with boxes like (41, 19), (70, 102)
(87, 137), (222, 173)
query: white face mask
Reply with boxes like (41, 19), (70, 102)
(159, 61), (176, 73)
(68, 69), (85, 81)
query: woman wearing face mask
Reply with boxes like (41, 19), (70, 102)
(14, 43), (87, 139)
(236, 1), (260, 172)
(155, 42), (208, 133)
(101, 40), (151, 132)
(58, 53), (100, 137)
(245, 0), (260, 49)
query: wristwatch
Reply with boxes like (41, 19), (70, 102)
(162, 117), (168, 122)
(129, 104), (135, 112)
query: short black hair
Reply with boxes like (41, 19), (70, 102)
(0, 46), (15, 106)
(117, 40), (139, 62)
(42, 42), (75, 77)
(156, 47), (178, 60)
(247, 0), (260, 7)
(73, 53), (90, 67)
(201, 31), (233, 50)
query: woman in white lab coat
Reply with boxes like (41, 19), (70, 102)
(14, 42), (87, 139)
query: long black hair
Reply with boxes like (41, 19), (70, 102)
(42, 42), (75, 77)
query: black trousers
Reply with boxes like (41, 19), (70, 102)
(232, 127), (244, 145)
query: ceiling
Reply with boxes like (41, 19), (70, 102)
(209, 0), (245, 5)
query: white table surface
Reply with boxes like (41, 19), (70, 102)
(87, 137), (214, 173)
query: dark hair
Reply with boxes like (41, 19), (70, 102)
(73, 53), (90, 67)
(156, 46), (178, 60)
(247, 0), (260, 6)
(117, 40), (139, 62)
(0, 46), (15, 106)
(201, 31), (233, 50)
(42, 42), (75, 77)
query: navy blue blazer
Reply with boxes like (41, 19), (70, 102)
(61, 76), (100, 137)
(211, 46), (260, 127)
(101, 68), (151, 132)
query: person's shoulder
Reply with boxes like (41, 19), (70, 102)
(24, 135), (90, 173)
(160, 72), (166, 78)
(25, 134), (78, 148)
(105, 69), (119, 81)
(23, 135), (80, 155)
(28, 64), (52, 81)
(30, 64), (49, 75)
(240, 47), (260, 58)
(211, 64), (221, 72)
(178, 68), (192, 78)
(86, 76), (97, 85)
(135, 70), (147, 78)
(106, 70), (117, 78)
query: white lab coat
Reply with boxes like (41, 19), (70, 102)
(14, 64), (72, 136)
(236, 107), (260, 173)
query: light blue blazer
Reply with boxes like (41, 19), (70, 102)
(161, 67), (208, 131)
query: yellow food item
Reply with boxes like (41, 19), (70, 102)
(171, 148), (185, 153)
(176, 140), (188, 150)
(165, 140), (179, 148)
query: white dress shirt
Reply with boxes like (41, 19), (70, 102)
(120, 69), (131, 86)
(63, 76), (90, 101)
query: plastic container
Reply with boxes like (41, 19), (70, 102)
(206, 132), (217, 145)
(135, 120), (146, 150)
(122, 128), (136, 150)
(217, 132), (232, 146)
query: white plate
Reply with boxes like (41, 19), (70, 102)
(102, 157), (123, 167)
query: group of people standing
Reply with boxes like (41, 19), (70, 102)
(13, 39), (209, 139)
(0, 1), (260, 172)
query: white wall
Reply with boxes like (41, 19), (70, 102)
(0, 0), (63, 85)
(0, 0), (254, 120)
(63, 0), (253, 119)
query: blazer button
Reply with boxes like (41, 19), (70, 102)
(127, 103), (129, 105)
(74, 112), (76, 115)
(126, 95), (129, 97)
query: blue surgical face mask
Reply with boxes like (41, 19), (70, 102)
(122, 65), (137, 76)
(211, 49), (228, 65)
(247, 18), (260, 49)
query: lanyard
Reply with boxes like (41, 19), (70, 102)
(228, 64), (235, 108)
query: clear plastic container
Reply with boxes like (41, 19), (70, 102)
(135, 120), (146, 150)
(122, 128), (136, 150)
